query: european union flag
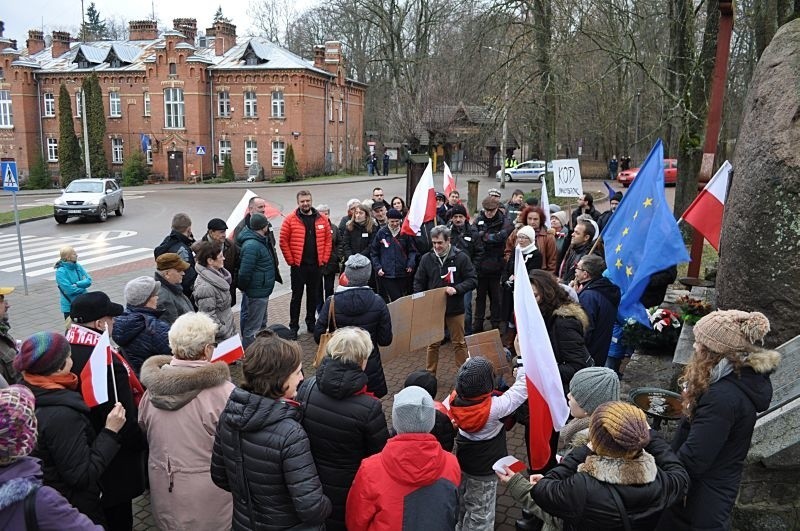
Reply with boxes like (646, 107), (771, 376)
(603, 139), (689, 326)
(140, 133), (151, 154)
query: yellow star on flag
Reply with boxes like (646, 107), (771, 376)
(622, 227), (630, 236)
(643, 197), (653, 207)
(633, 210), (639, 220)
(626, 265), (633, 277)
(615, 243), (622, 253)
(615, 258), (623, 269)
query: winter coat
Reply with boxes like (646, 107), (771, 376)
(24, 385), (120, 524)
(413, 246), (478, 315)
(112, 305), (172, 377)
(553, 227), (571, 273)
(370, 227), (417, 278)
(200, 234), (240, 305)
(578, 277), (621, 367)
(321, 219), (345, 276)
(156, 272), (194, 325)
(501, 246), (543, 287)
(412, 219), (443, 260)
(297, 358), (390, 531)
(211, 387), (332, 530)
(0, 457), (102, 530)
(54, 261), (92, 314)
(193, 264), (236, 340)
(504, 228), (558, 273)
(0, 326), (20, 384)
(314, 287), (392, 398)
(560, 242), (596, 284)
(546, 303), (592, 393)
(342, 220), (377, 259)
(508, 435), (689, 531)
(570, 205), (600, 227)
(138, 356), (235, 531)
(448, 221), (484, 271)
(661, 349), (779, 531)
(279, 208), (333, 268)
(234, 215), (283, 284)
(236, 227), (277, 299)
(597, 209), (614, 233)
(640, 265), (677, 309)
(154, 230), (197, 299)
(473, 211), (512, 275)
(345, 433), (461, 531)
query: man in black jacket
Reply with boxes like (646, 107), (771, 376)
(559, 221), (597, 284)
(472, 196), (512, 333)
(570, 193), (600, 227)
(413, 225), (478, 375)
(154, 212), (196, 300)
(447, 204), (483, 335)
(575, 255), (620, 367)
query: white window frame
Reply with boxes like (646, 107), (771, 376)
(219, 139), (232, 162)
(46, 138), (58, 162)
(75, 91), (83, 118)
(245, 140), (258, 167)
(143, 92), (151, 116)
(0, 91), (12, 128)
(328, 96), (333, 121)
(271, 91), (284, 118)
(146, 140), (153, 164)
(109, 91), (121, 117)
(218, 91), (231, 117)
(339, 97), (343, 122)
(43, 93), (55, 117)
(244, 91), (257, 118)
(111, 138), (124, 164)
(164, 88), (185, 129)
(272, 140), (285, 167)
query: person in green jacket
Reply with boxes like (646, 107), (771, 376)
(236, 214), (276, 348)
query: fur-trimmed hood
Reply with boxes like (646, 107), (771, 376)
(553, 302), (590, 333)
(744, 348), (781, 374)
(140, 355), (231, 411)
(577, 450), (657, 485)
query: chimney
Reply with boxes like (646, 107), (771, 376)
(173, 18), (197, 44)
(129, 20), (158, 41)
(9, 40), (16, 50)
(323, 41), (342, 75)
(313, 45), (325, 69)
(51, 31), (71, 58)
(27, 30), (45, 55)
(207, 21), (236, 56)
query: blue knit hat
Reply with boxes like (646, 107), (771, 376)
(13, 332), (71, 375)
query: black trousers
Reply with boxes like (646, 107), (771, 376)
(378, 276), (407, 303)
(290, 265), (322, 330)
(316, 271), (337, 313)
(473, 274), (502, 331)
(102, 501), (133, 531)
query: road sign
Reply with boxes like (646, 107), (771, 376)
(196, 146), (206, 155)
(2, 161), (18, 192)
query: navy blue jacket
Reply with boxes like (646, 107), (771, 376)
(370, 228), (417, 278)
(112, 305), (172, 377)
(578, 277), (621, 367)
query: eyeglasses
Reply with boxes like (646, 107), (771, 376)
(575, 267), (585, 272)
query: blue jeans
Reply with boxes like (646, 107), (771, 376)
(463, 290), (473, 336)
(240, 294), (268, 348)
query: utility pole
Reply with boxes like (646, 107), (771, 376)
(634, 90), (641, 164)
(80, 0), (86, 42)
(80, 89), (91, 178)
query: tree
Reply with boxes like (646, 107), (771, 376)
(58, 84), (82, 185)
(284, 144), (300, 181)
(27, 148), (51, 189)
(214, 6), (229, 23)
(81, 2), (108, 41)
(122, 150), (149, 186)
(220, 156), (235, 182)
(83, 73), (108, 177)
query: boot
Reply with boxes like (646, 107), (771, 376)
(502, 327), (517, 350)
(515, 510), (544, 531)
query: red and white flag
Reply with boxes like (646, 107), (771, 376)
(680, 160), (731, 251)
(541, 180), (552, 229)
(80, 330), (112, 407)
(401, 159), (437, 236)
(212, 335), (245, 364)
(443, 161), (457, 197)
(225, 190), (283, 239)
(513, 246), (570, 469)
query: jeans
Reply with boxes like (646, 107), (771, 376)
(427, 313), (467, 374)
(240, 294), (268, 349)
(290, 265), (322, 331)
(456, 472), (497, 531)
(473, 275), (502, 331)
(463, 290), (473, 336)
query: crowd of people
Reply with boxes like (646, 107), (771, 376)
(0, 183), (781, 531)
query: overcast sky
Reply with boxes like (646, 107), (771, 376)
(3, 0), (307, 45)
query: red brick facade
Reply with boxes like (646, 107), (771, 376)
(0, 20), (365, 182)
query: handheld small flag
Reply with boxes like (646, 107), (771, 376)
(212, 335), (245, 364)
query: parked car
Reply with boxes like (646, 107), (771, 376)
(617, 159), (678, 187)
(495, 160), (547, 183)
(53, 178), (124, 224)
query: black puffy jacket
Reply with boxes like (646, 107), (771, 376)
(473, 212), (512, 275)
(314, 287), (392, 398)
(211, 387), (332, 530)
(546, 303), (592, 393)
(342, 220), (376, 259)
(112, 305), (172, 376)
(297, 358), (389, 531)
(412, 246), (478, 315)
(154, 230), (197, 299)
(448, 221), (484, 270)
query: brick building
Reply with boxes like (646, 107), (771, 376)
(0, 19), (366, 182)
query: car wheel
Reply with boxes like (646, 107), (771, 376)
(54, 214), (68, 224)
(97, 205), (108, 222)
(504, 173), (513, 182)
(115, 200), (124, 216)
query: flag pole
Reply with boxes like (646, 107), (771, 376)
(104, 324), (119, 403)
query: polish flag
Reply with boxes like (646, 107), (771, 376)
(541, 181), (552, 229)
(401, 159), (437, 236)
(513, 246), (570, 469)
(440, 270), (454, 284)
(212, 335), (245, 364)
(81, 330), (112, 407)
(443, 161), (457, 196)
(225, 190), (283, 239)
(680, 160), (731, 251)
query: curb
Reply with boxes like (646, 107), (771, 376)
(0, 215), (53, 229)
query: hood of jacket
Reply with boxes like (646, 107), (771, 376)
(235, 226), (266, 247)
(195, 264), (231, 291)
(378, 433), (451, 486)
(113, 306), (164, 347)
(0, 457), (42, 511)
(26, 385), (89, 414)
(581, 277), (621, 306)
(727, 349), (780, 412)
(316, 357), (370, 400)
(553, 302), (590, 333)
(219, 387), (300, 433)
(154, 230), (193, 257)
(53, 260), (80, 271)
(139, 355), (231, 410)
(577, 450), (657, 485)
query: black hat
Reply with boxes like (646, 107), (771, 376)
(446, 204), (468, 220)
(404, 369), (438, 398)
(611, 192), (623, 202)
(207, 218), (228, 231)
(456, 356), (495, 398)
(371, 201), (387, 212)
(387, 208), (404, 220)
(436, 192), (447, 201)
(70, 292), (124, 324)
(250, 213), (269, 231)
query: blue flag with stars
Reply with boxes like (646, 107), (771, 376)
(603, 139), (689, 326)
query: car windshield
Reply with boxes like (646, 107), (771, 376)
(66, 181), (103, 193)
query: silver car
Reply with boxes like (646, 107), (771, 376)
(495, 160), (547, 183)
(53, 178), (124, 224)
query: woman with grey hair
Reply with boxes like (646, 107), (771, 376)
(54, 246), (92, 319)
(138, 312), (235, 530)
(297, 327), (389, 531)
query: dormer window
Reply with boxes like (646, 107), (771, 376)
(78, 60), (90, 69)
(240, 44), (267, 66)
(110, 58), (122, 68)
(245, 55), (259, 66)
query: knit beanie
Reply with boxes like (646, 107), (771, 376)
(387, 208), (404, 220)
(13, 332), (71, 375)
(249, 213), (269, 231)
(589, 401), (650, 459)
(517, 225), (537, 243)
(551, 211), (568, 228)
(446, 204), (468, 220)
(693, 310), (770, 354)
(0, 385), (38, 465)
(343, 254), (372, 287)
(124, 276), (161, 307)
(569, 367), (620, 414)
(455, 356), (495, 398)
(392, 385), (435, 434)
(404, 370), (437, 399)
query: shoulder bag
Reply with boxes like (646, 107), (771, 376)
(313, 296), (336, 368)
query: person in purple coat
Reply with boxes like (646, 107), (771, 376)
(0, 384), (101, 530)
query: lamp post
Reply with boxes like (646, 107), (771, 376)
(80, 88), (91, 179)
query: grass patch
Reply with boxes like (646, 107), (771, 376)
(676, 242), (719, 280)
(0, 205), (53, 224)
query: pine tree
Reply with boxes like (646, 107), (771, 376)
(81, 2), (108, 41)
(58, 84), (82, 185)
(213, 6), (228, 23)
(122, 150), (148, 186)
(27, 147), (51, 189)
(83, 74), (108, 177)
(284, 144), (300, 182)
(220, 155), (234, 182)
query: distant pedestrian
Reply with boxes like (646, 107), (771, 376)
(382, 149), (390, 176)
(154, 253), (194, 326)
(54, 246), (92, 319)
(192, 240), (236, 341)
(236, 214), (276, 348)
(113, 276), (171, 376)
(0, 287), (20, 384)
(201, 218), (240, 306)
(608, 155), (618, 180)
(154, 213), (197, 300)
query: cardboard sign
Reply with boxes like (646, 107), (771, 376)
(465, 329), (511, 376)
(381, 288), (448, 364)
(552, 159), (583, 198)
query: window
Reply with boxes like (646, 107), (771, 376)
(43, 93), (55, 117)
(328, 96), (333, 121)
(145, 139), (153, 164)
(109, 91), (121, 117)
(143, 92), (151, 116)
(164, 88), (185, 128)
(245, 55), (259, 66)
(244, 91), (257, 118)
(112, 138), (124, 164)
(272, 140), (285, 167)
(219, 139), (231, 162)
(76, 92), (83, 118)
(0, 90), (12, 128)
(46, 138), (58, 162)
(271, 91), (284, 118)
(110, 58), (122, 68)
(245, 140), (258, 167)
(169, 62), (177, 75)
(339, 97), (344, 122)
(218, 91), (230, 117)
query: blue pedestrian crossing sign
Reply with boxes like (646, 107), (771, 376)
(196, 146), (206, 155)
(2, 161), (18, 192)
